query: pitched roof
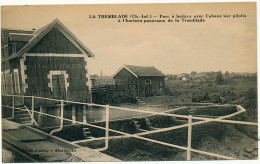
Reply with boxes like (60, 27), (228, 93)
(2, 19), (94, 63)
(112, 65), (165, 78)
(178, 73), (190, 77)
(1, 29), (35, 47)
(193, 75), (208, 79)
(9, 33), (34, 42)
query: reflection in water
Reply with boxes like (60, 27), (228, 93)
(86, 106), (170, 123)
(85, 105), (237, 123)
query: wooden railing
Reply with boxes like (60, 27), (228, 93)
(1, 94), (258, 160)
(91, 85), (130, 92)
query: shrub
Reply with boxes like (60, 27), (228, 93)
(210, 94), (222, 103)
(164, 86), (174, 96)
(192, 92), (209, 102)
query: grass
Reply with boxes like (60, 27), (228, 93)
(143, 75), (257, 122)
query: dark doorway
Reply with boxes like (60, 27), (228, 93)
(145, 79), (152, 96)
(52, 74), (66, 100)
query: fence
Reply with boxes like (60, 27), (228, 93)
(91, 85), (128, 93)
(1, 94), (258, 160)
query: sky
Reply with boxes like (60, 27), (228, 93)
(1, 2), (257, 75)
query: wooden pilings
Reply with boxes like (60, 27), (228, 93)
(31, 96), (34, 124)
(56, 105), (61, 126)
(83, 105), (87, 124)
(38, 105), (45, 128)
(37, 103), (89, 127)
(72, 105), (76, 124)
(71, 105), (87, 124)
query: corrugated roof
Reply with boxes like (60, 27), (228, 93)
(125, 65), (165, 77)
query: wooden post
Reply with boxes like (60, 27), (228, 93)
(31, 96), (34, 124)
(56, 105), (61, 126)
(90, 105), (93, 121)
(187, 115), (192, 160)
(72, 105), (76, 124)
(138, 79), (140, 97)
(83, 105), (87, 124)
(105, 105), (110, 148)
(50, 100), (64, 135)
(97, 105), (110, 151)
(12, 96), (15, 119)
(38, 105), (44, 128)
(60, 101), (64, 128)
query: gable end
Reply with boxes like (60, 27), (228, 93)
(28, 27), (82, 54)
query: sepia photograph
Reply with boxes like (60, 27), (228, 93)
(1, 1), (258, 162)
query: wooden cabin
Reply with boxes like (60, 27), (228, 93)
(1, 19), (94, 104)
(112, 65), (165, 97)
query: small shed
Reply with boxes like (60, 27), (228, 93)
(112, 65), (165, 97)
(1, 19), (94, 104)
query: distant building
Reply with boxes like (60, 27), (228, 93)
(112, 65), (165, 97)
(91, 75), (115, 86)
(90, 74), (99, 87)
(165, 74), (177, 80)
(177, 73), (191, 81)
(192, 75), (208, 83)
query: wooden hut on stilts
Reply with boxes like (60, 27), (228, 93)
(1, 19), (94, 128)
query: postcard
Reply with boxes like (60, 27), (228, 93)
(1, 2), (258, 162)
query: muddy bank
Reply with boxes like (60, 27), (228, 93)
(174, 125), (258, 160)
(79, 123), (258, 161)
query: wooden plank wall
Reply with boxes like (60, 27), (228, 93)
(139, 77), (164, 96)
(25, 55), (91, 105)
(113, 67), (138, 95)
(113, 68), (165, 96)
(113, 67), (137, 86)
(28, 28), (82, 54)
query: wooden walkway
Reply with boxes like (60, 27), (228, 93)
(2, 119), (20, 130)
(2, 119), (120, 162)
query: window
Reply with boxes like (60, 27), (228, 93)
(159, 80), (163, 88)
(47, 70), (69, 92)
(12, 43), (16, 54)
(13, 69), (20, 94)
(145, 79), (152, 85)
